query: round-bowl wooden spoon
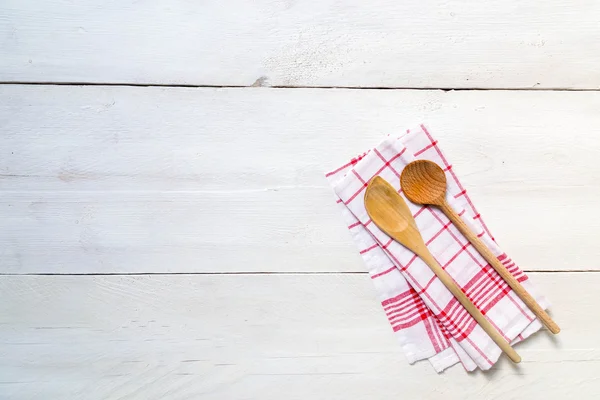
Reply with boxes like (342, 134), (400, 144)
(400, 160), (560, 334)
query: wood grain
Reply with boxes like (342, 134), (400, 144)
(2, 85), (600, 273)
(0, 272), (597, 399)
(2, 1), (600, 88)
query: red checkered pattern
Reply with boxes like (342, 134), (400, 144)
(326, 125), (550, 372)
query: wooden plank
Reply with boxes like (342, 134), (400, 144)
(2, 1), (600, 88)
(0, 272), (597, 399)
(0, 190), (364, 274)
(2, 85), (600, 273)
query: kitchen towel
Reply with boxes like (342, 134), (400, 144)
(326, 124), (549, 372)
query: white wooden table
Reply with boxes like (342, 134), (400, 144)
(2, 1), (600, 398)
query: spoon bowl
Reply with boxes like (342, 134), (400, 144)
(400, 159), (447, 206)
(364, 176), (417, 252)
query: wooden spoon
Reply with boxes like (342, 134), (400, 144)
(364, 176), (521, 363)
(400, 160), (560, 334)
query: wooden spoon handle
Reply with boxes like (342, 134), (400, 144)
(418, 249), (521, 363)
(439, 200), (560, 334)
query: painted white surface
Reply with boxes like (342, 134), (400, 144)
(1, 0), (600, 88)
(1, 86), (600, 273)
(3, 1), (600, 397)
(1, 273), (597, 399)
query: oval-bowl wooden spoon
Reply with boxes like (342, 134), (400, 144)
(364, 176), (521, 363)
(400, 160), (560, 334)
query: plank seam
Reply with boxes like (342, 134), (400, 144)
(1, 81), (600, 91)
(0, 270), (595, 276)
